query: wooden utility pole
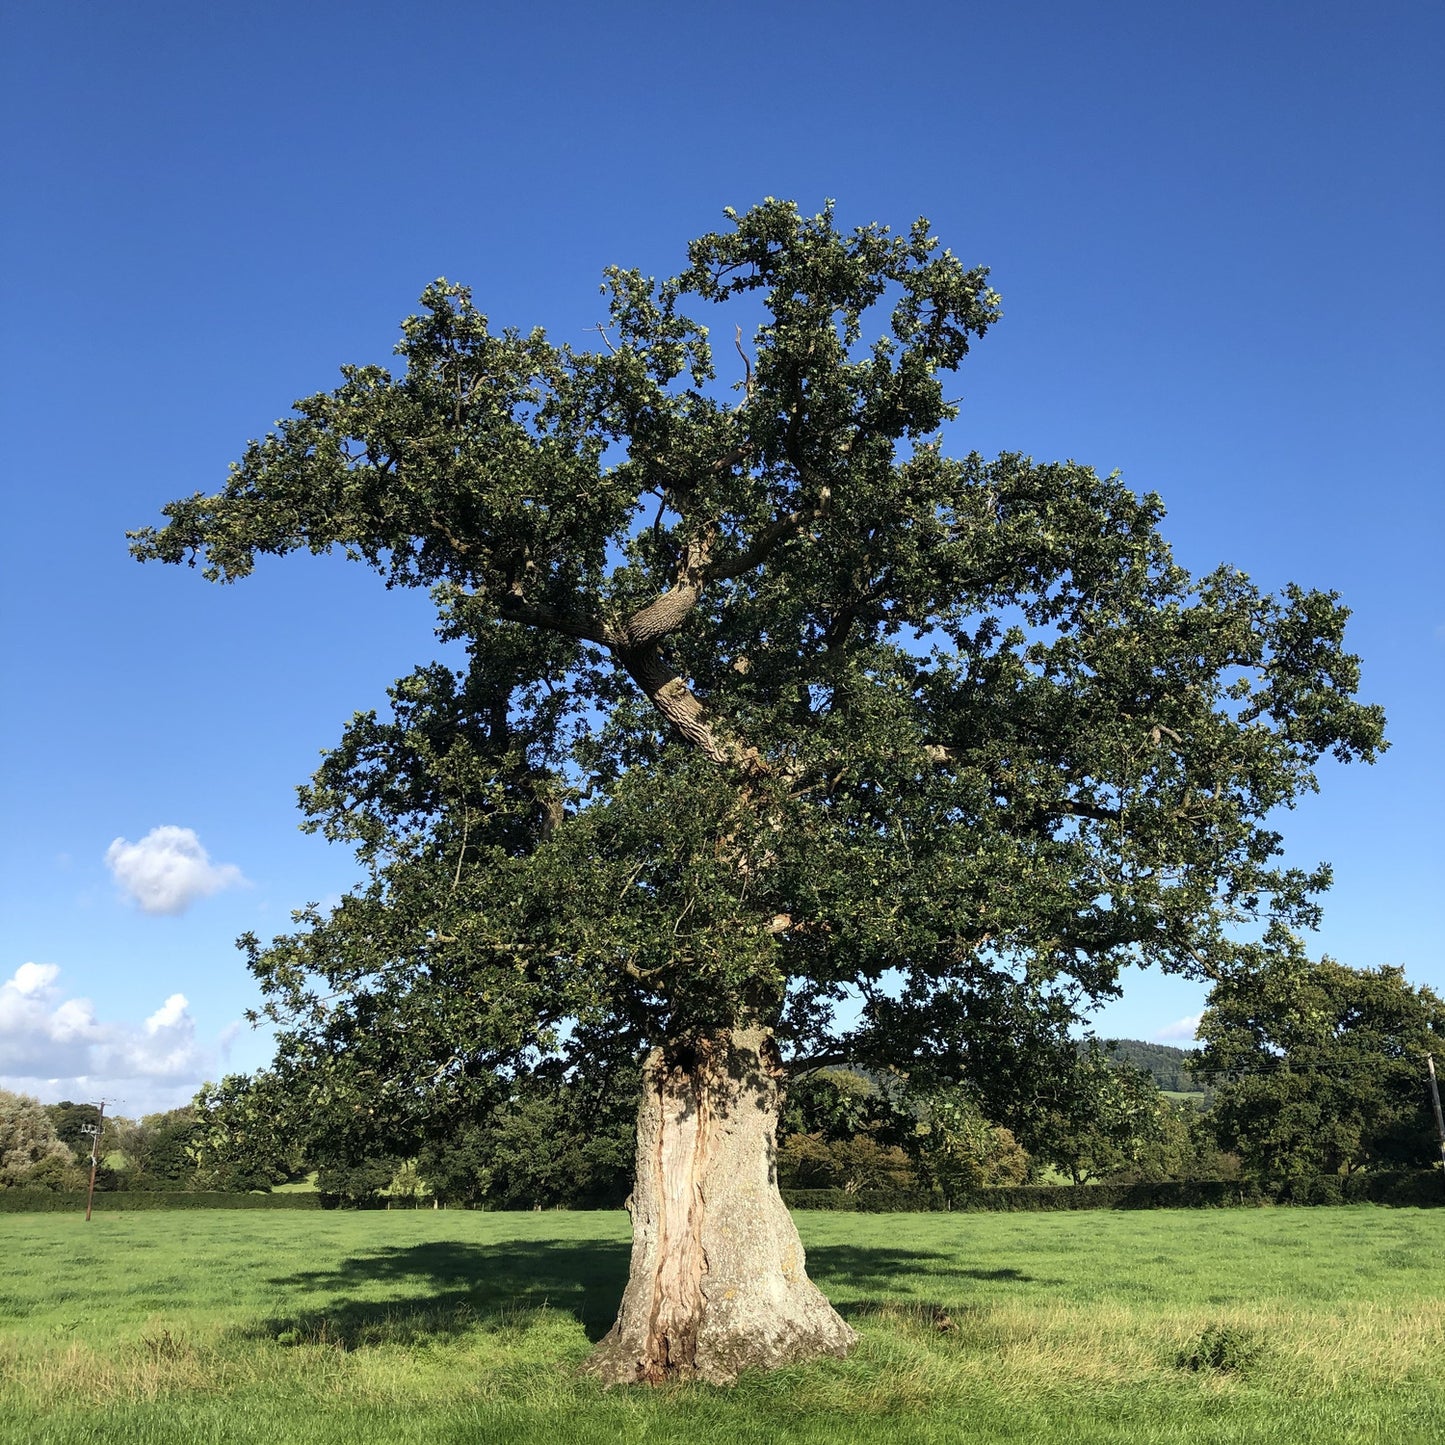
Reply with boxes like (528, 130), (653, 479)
(1427, 1056), (1445, 1189)
(82, 1101), (106, 1222)
(1427, 1055), (1445, 1164)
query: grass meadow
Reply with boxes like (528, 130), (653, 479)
(1, 1205), (1441, 1444)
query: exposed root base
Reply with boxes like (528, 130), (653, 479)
(586, 1316), (856, 1386)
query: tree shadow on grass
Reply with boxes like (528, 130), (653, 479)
(248, 1237), (1048, 1351)
(803, 1246), (1057, 1337)
(804, 1244), (1053, 1295)
(252, 1238), (631, 1348)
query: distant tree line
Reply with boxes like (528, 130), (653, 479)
(1102, 1040), (1204, 1095)
(3, 957), (1440, 1204)
(0, 1094), (308, 1196)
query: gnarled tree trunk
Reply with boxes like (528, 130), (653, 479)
(585, 1025), (856, 1384)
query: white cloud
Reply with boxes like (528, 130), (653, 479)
(0, 962), (213, 1113)
(145, 993), (189, 1033)
(105, 826), (246, 916)
(10, 961), (59, 996)
(1155, 1013), (1203, 1042)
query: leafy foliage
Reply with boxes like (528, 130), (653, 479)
(191, 1075), (307, 1191)
(1021, 1049), (1161, 1184)
(777, 1132), (918, 1194)
(781, 1069), (910, 1144)
(908, 1088), (1031, 1201)
(131, 200), (1385, 1152)
(315, 1156), (398, 1206)
(43, 1101), (103, 1163)
(113, 1109), (203, 1190)
(1192, 955), (1445, 1180)
(416, 1069), (636, 1208)
(0, 1091), (77, 1189)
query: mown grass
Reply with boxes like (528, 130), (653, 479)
(1, 1206), (1441, 1443)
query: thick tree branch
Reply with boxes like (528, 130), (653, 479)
(623, 490), (831, 647)
(618, 644), (766, 776)
(622, 355), (834, 640)
(701, 492), (831, 584)
(496, 588), (619, 646)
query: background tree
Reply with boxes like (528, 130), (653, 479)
(1096, 1095), (1231, 1184)
(383, 1159), (428, 1206)
(775, 1071), (917, 1191)
(0, 1091), (79, 1189)
(780, 1068), (908, 1146)
(44, 1102), (123, 1192)
(417, 1067), (636, 1209)
(132, 200), (1384, 1383)
(44, 1101), (103, 1164)
(908, 1087), (1031, 1202)
(777, 1131), (918, 1193)
(1025, 1048), (1167, 1185)
(315, 1154), (398, 1206)
(1103, 1041), (1205, 1096)
(1192, 955), (1445, 1181)
(113, 1108), (201, 1191)
(191, 1075), (308, 1191)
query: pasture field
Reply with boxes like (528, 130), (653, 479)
(0, 1205), (1440, 1444)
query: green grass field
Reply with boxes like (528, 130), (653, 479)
(1, 1206), (1440, 1443)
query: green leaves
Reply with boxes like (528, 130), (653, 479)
(1193, 956), (1445, 1179)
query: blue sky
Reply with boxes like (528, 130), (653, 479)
(2, 0), (1440, 1115)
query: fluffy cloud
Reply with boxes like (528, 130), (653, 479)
(1155, 1013), (1203, 1042)
(105, 826), (246, 916)
(9, 961), (59, 997)
(0, 962), (211, 1113)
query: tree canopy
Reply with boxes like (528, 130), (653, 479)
(0, 1091), (74, 1187)
(1192, 956), (1445, 1179)
(1104, 1039), (1204, 1094)
(132, 199), (1384, 1146)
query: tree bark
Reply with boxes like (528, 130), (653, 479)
(585, 1025), (857, 1384)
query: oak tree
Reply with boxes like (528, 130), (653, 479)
(1193, 956), (1445, 1180)
(132, 201), (1385, 1382)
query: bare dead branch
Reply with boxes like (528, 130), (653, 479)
(734, 325), (754, 401)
